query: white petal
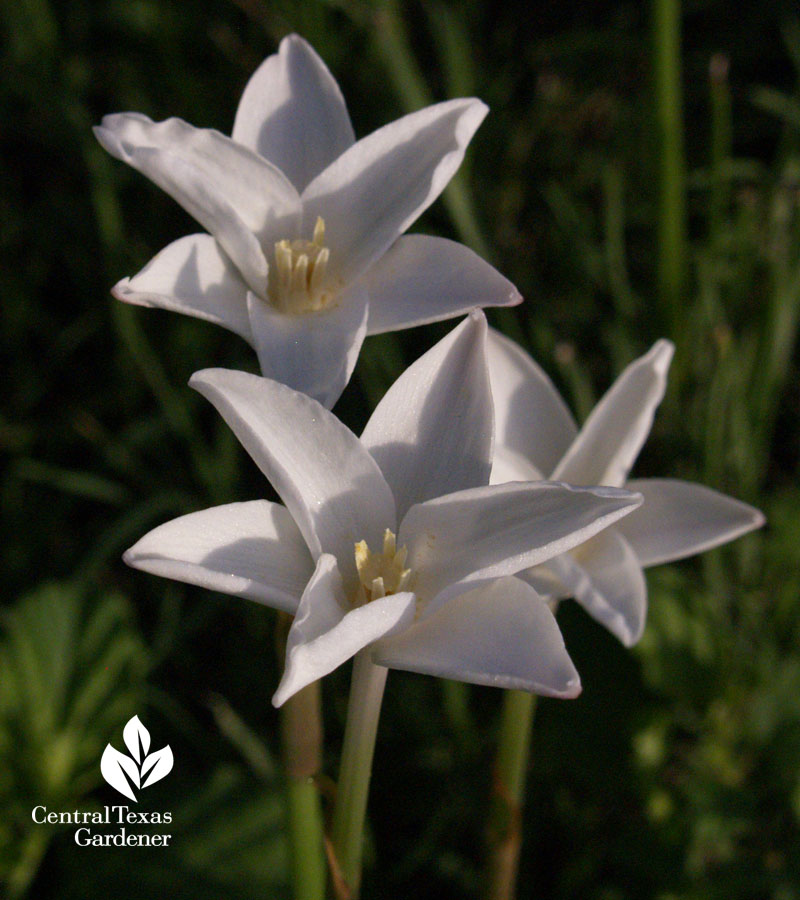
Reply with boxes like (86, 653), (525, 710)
(246, 283), (368, 409)
(553, 340), (674, 487)
(615, 478), (766, 567)
(373, 577), (580, 697)
(513, 565), (565, 599)
(486, 328), (577, 478)
(531, 527), (648, 647)
(399, 481), (643, 611)
(361, 311), (492, 521)
(273, 555), (416, 706)
(189, 369), (396, 589)
(232, 34), (355, 192)
(362, 236), (521, 335)
(113, 234), (252, 341)
(490, 445), (545, 485)
(95, 114), (302, 291)
(123, 500), (313, 613)
(302, 98), (487, 287)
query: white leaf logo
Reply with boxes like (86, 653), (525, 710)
(141, 745), (174, 789)
(101, 715), (173, 802)
(123, 715), (150, 762)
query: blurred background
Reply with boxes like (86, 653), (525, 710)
(1, 0), (799, 897)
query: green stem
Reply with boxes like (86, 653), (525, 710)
(484, 690), (538, 900)
(276, 613), (327, 900)
(653, 0), (687, 333)
(441, 678), (474, 739)
(281, 684), (327, 900)
(330, 652), (389, 899)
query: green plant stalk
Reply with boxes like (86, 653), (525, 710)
(330, 651), (389, 898)
(441, 676), (474, 739)
(277, 614), (327, 900)
(281, 684), (327, 900)
(653, 0), (688, 332)
(484, 690), (538, 900)
(285, 776), (327, 900)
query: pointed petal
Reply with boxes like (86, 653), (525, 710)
(273, 555), (415, 706)
(189, 369), (395, 588)
(246, 282), (368, 409)
(112, 234), (252, 341)
(232, 34), (355, 192)
(400, 481), (642, 611)
(123, 500), (313, 613)
(530, 527), (648, 647)
(553, 340), (674, 487)
(95, 114), (302, 291)
(373, 577), (580, 697)
(302, 98), (487, 287)
(615, 478), (766, 567)
(487, 328), (577, 478)
(361, 311), (492, 521)
(362, 236), (521, 335)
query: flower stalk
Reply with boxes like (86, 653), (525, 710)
(485, 690), (538, 900)
(330, 652), (389, 899)
(281, 688), (327, 900)
(277, 612), (327, 900)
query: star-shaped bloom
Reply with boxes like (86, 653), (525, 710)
(487, 330), (766, 647)
(95, 35), (520, 408)
(124, 313), (642, 704)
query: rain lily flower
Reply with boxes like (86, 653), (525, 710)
(124, 313), (642, 704)
(487, 330), (766, 646)
(95, 35), (520, 408)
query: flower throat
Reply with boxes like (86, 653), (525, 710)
(268, 216), (331, 314)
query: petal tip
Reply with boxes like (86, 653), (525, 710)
(93, 125), (118, 155)
(110, 277), (133, 301)
(282, 32), (309, 52)
(188, 367), (232, 395)
(121, 545), (140, 569)
(271, 685), (288, 708)
(650, 339), (675, 374)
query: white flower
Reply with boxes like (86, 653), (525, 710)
(123, 313), (642, 705)
(95, 34), (520, 408)
(487, 330), (766, 647)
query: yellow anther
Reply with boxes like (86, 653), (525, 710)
(353, 528), (413, 605)
(268, 216), (332, 314)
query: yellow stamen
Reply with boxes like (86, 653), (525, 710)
(353, 529), (413, 605)
(268, 216), (332, 314)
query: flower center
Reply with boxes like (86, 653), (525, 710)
(353, 529), (413, 605)
(268, 216), (332, 314)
